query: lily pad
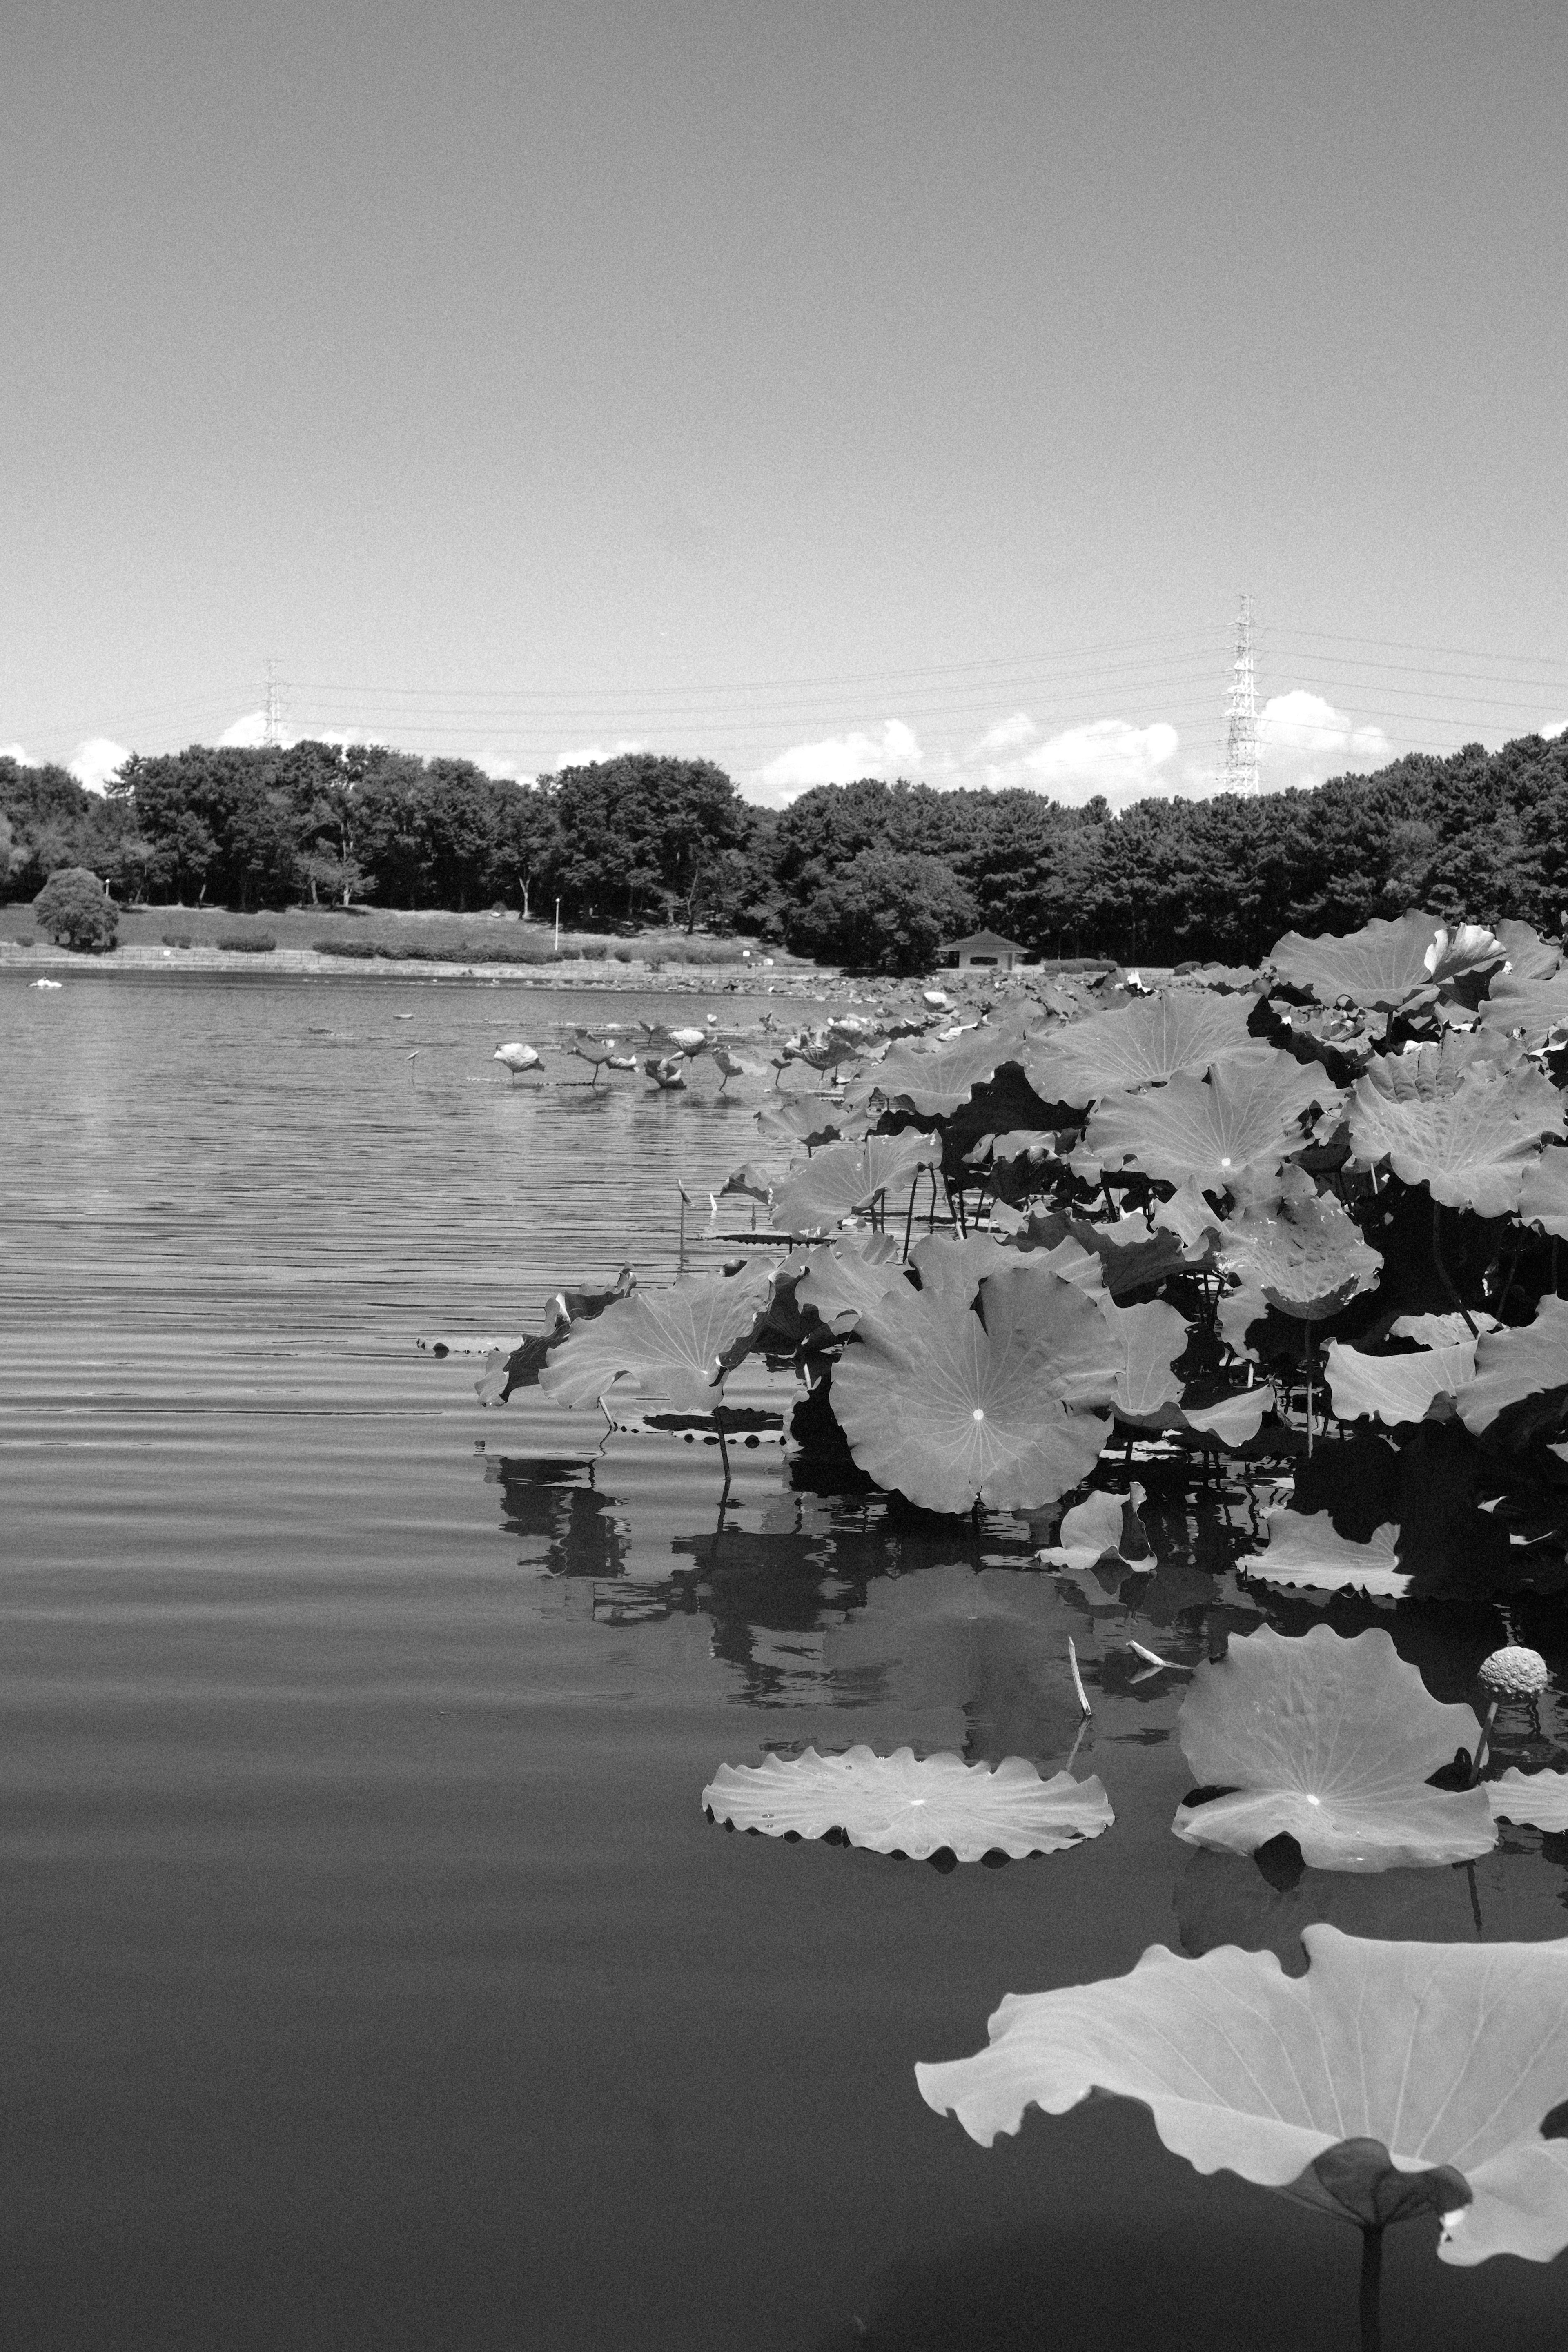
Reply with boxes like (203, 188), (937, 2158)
(1347, 1059), (1564, 1218)
(539, 1262), (777, 1412)
(702, 1745), (1113, 1860)
(1171, 1624), (1491, 1868)
(1079, 1051), (1333, 1191)
(1238, 1510), (1411, 1600)
(829, 1262), (1120, 1515)
(1324, 1340), (1477, 1428)
(916, 1924), (1568, 2266)
(771, 1131), (938, 1238)
(1022, 991), (1258, 1108)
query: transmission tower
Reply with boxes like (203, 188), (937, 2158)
(262, 658), (284, 748)
(1222, 595), (1260, 795)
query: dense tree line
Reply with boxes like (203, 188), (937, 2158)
(5, 730), (1568, 970)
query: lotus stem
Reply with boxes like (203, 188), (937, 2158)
(902, 1180), (918, 1263)
(1068, 1637), (1092, 1719)
(1431, 1199), (1479, 1337)
(1470, 1698), (1499, 1784)
(715, 1416), (732, 1494)
(1359, 2222), (1383, 2352)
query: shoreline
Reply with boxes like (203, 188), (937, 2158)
(0, 940), (849, 992)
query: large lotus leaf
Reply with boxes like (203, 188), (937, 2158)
(539, 1262), (776, 1412)
(1106, 1298), (1188, 1418)
(1325, 1339), (1477, 1428)
(1080, 1051), (1332, 1190)
(1519, 1147), (1568, 1238)
(1359, 1029), (1525, 1103)
(1488, 1770), (1568, 1831)
(793, 1232), (910, 1333)
(908, 1231), (1023, 1300)
(1392, 1310), (1499, 1345)
(1478, 970), (1568, 1049)
(862, 1021), (1033, 1116)
(1457, 1299), (1568, 1441)
(1238, 1510), (1411, 1600)
(1218, 1178), (1381, 1323)
(1022, 991), (1258, 1109)
(829, 1265), (1117, 1515)
(1269, 913), (1501, 1010)
(1346, 1061), (1564, 1217)
(1020, 1207), (1194, 1298)
(702, 1745), (1113, 1861)
(1494, 919), (1562, 984)
(1152, 1177), (1227, 1255)
(1036, 1485), (1149, 1571)
(1172, 1625), (1489, 1867)
(771, 1131), (938, 1238)
(916, 1924), (1568, 2266)
(477, 1267), (635, 1403)
(755, 1099), (866, 1150)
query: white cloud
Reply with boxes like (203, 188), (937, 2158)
(0, 742), (37, 766)
(974, 717), (1183, 811)
(551, 737), (647, 771)
(1256, 691), (1392, 792)
(751, 719), (923, 806)
(973, 710), (1036, 755)
(69, 737), (130, 793)
(219, 710), (269, 748)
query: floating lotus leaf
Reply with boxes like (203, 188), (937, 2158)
(771, 1131), (938, 1238)
(1457, 1300), (1568, 1441)
(539, 1261), (776, 1412)
(1079, 1051), (1332, 1191)
(1217, 1169), (1381, 1321)
(1519, 1146), (1568, 1238)
(793, 1232), (909, 1333)
(1268, 913), (1501, 1010)
(1036, 1484), (1148, 1571)
(1488, 1770), (1568, 1831)
(1172, 1624), (1488, 1866)
(864, 1021), (1032, 1116)
(1346, 1060), (1564, 1218)
(829, 1263), (1119, 1514)
(916, 1924), (1568, 2266)
(1022, 991), (1258, 1109)
(1238, 1510), (1411, 1600)
(1324, 1339), (1477, 1428)
(702, 1744), (1113, 1860)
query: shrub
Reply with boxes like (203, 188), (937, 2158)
(313, 938), (378, 958)
(161, 933), (193, 949)
(217, 931), (277, 952)
(33, 867), (119, 952)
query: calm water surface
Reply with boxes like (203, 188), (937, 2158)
(5, 973), (1568, 2350)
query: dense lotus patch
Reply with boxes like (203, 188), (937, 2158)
(1268, 911), (1503, 1010)
(916, 1926), (1568, 2267)
(1171, 1624), (1492, 1870)
(1077, 1051), (1334, 1192)
(1022, 988), (1259, 1107)
(702, 1746), (1114, 1860)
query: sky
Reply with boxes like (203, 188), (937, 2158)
(4, 0), (1566, 810)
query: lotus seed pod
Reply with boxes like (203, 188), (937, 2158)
(1478, 1646), (1549, 1700)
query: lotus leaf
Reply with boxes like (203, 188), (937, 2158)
(1218, 1173), (1381, 1322)
(1107, 1298), (1188, 1418)
(702, 1744), (1113, 1860)
(917, 1924), (1568, 2266)
(1152, 1177), (1226, 1254)
(1269, 913), (1501, 1010)
(1079, 1051), (1332, 1191)
(1022, 990), (1258, 1108)
(969, 1127), (1061, 1165)
(1477, 970), (1568, 1049)
(1519, 1145), (1568, 1238)
(864, 1021), (1032, 1116)
(539, 1262), (776, 1412)
(1457, 1299), (1568, 1440)
(1488, 1769), (1568, 1831)
(1346, 1060), (1564, 1218)
(756, 1100), (867, 1150)
(1325, 1340), (1477, 1428)
(1494, 919), (1561, 984)
(1020, 1207), (1194, 1297)
(829, 1264), (1119, 1515)
(908, 1231), (1024, 1299)
(793, 1232), (909, 1333)
(477, 1267), (635, 1403)
(1391, 1310), (1499, 1345)
(771, 1131), (938, 1238)
(1171, 1624), (1490, 1867)
(1036, 1485), (1148, 1571)
(1238, 1510), (1411, 1600)
(1125, 1385), (1271, 1449)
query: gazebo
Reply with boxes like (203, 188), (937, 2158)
(940, 928), (1029, 973)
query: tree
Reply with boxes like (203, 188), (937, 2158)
(545, 755), (744, 928)
(788, 850), (977, 974)
(33, 866), (119, 951)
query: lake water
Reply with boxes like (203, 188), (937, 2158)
(5, 971), (1568, 2350)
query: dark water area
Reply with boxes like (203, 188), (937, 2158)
(5, 972), (1568, 2350)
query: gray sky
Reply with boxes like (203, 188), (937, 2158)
(5, 0), (1566, 805)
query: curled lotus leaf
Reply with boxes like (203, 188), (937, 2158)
(862, 1020), (1033, 1116)
(1238, 1510), (1411, 1600)
(1518, 1146), (1568, 1239)
(916, 1924), (1568, 2266)
(1152, 1176), (1226, 1255)
(539, 1261), (777, 1412)
(702, 1744), (1113, 1861)
(1036, 1484), (1148, 1571)
(1457, 1299), (1568, 1441)
(829, 1263), (1118, 1515)
(1488, 1770), (1568, 1832)
(1325, 1339), (1477, 1428)
(771, 1131), (938, 1238)
(1217, 1171), (1381, 1322)
(477, 1266), (635, 1404)
(1172, 1624), (1489, 1868)
(1158, 1388), (1270, 1447)
(793, 1232), (909, 1333)
(1078, 1050), (1333, 1191)
(1268, 913), (1501, 1011)
(755, 1099), (871, 1150)
(1346, 1060), (1564, 1218)
(1022, 990), (1258, 1109)
(1020, 1206), (1195, 1297)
